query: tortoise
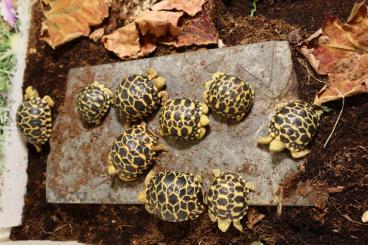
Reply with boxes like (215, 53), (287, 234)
(76, 81), (113, 125)
(107, 122), (165, 181)
(16, 86), (54, 152)
(203, 72), (255, 121)
(206, 169), (256, 232)
(138, 170), (206, 222)
(114, 68), (167, 122)
(159, 97), (210, 140)
(257, 100), (323, 158)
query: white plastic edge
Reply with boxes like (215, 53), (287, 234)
(0, 0), (30, 228)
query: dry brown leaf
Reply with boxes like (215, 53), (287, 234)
(246, 208), (265, 229)
(89, 28), (105, 42)
(299, 0), (368, 104)
(102, 23), (141, 59)
(102, 23), (156, 60)
(40, 0), (110, 48)
(135, 10), (183, 38)
(151, 0), (205, 16)
(315, 53), (368, 104)
(161, 9), (218, 47)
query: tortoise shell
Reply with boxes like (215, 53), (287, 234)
(269, 100), (321, 151)
(204, 72), (254, 121)
(16, 93), (52, 148)
(114, 74), (161, 122)
(159, 98), (209, 140)
(76, 82), (113, 124)
(141, 171), (206, 222)
(108, 123), (162, 181)
(207, 171), (250, 222)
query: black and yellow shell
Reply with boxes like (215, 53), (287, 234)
(76, 82), (113, 124)
(16, 91), (52, 148)
(114, 74), (162, 122)
(108, 123), (162, 181)
(140, 171), (206, 222)
(204, 72), (254, 121)
(269, 100), (321, 151)
(207, 172), (250, 223)
(159, 98), (208, 140)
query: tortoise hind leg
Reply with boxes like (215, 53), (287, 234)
(269, 138), (286, 152)
(257, 135), (273, 145)
(33, 144), (42, 152)
(25, 86), (39, 100)
(208, 211), (217, 222)
(233, 220), (244, 232)
(152, 143), (166, 152)
(218, 218), (231, 232)
(42, 95), (55, 108)
(290, 149), (311, 158)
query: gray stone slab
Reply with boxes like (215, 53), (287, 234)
(46, 41), (313, 206)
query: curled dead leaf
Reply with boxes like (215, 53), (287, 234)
(246, 208), (265, 229)
(135, 10), (183, 38)
(41, 0), (110, 48)
(102, 23), (156, 60)
(89, 28), (105, 42)
(299, 0), (368, 104)
(151, 0), (206, 16)
(102, 23), (140, 59)
(161, 9), (218, 48)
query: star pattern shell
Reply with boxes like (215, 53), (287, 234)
(144, 171), (206, 222)
(269, 100), (321, 151)
(76, 82), (112, 124)
(16, 97), (52, 146)
(207, 172), (250, 221)
(114, 74), (160, 122)
(110, 124), (159, 181)
(205, 73), (254, 120)
(159, 98), (204, 140)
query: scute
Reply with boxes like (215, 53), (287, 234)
(142, 171), (205, 222)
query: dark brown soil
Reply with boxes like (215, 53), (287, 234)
(10, 0), (368, 244)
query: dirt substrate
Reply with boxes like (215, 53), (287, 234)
(10, 0), (367, 244)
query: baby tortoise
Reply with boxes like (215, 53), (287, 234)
(76, 81), (113, 125)
(114, 68), (167, 122)
(138, 170), (206, 222)
(207, 169), (256, 232)
(204, 72), (254, 121)
(159, 98), (209, 140)
(108, 122), (165, 181)
(257, 100), (323, 158)
(16, 86), (54, 152)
